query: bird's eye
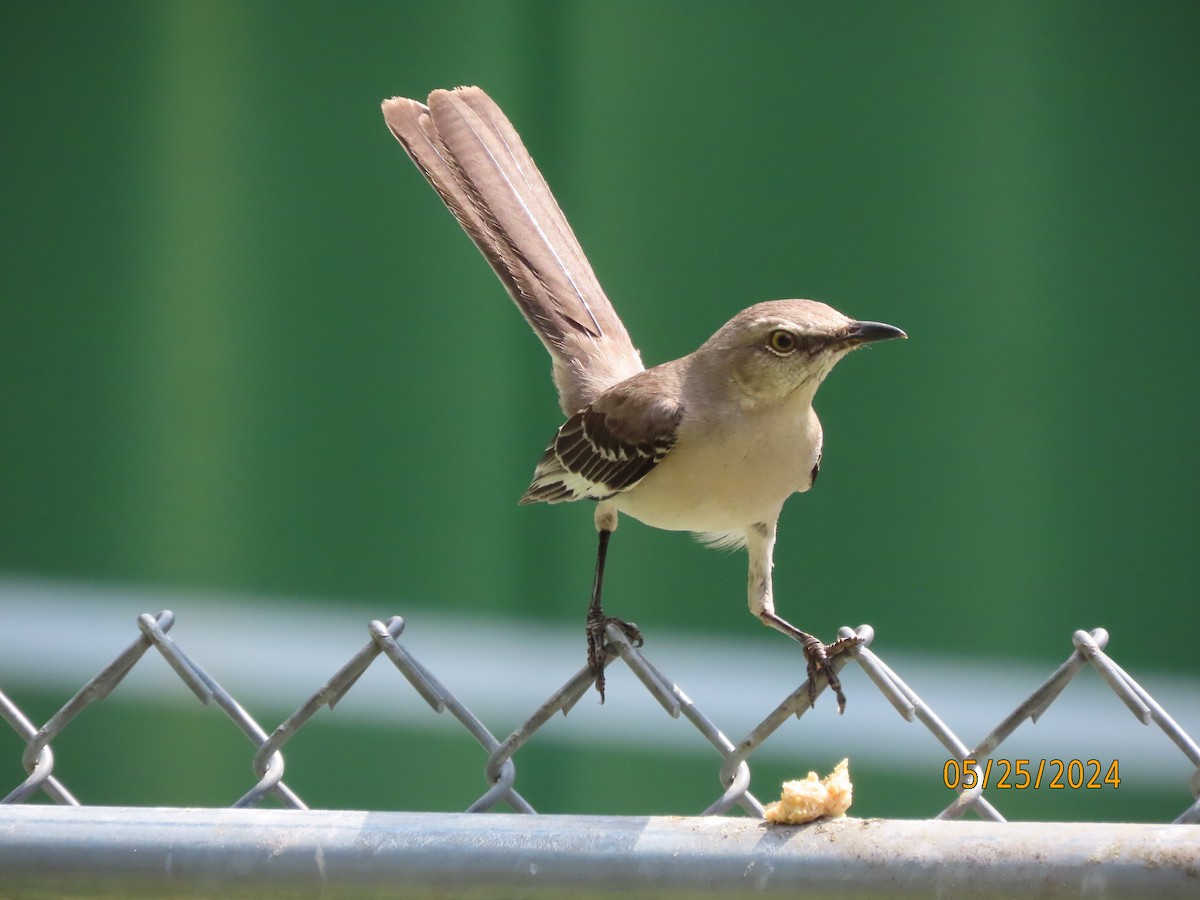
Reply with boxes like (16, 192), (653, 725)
(767, 329), (798, 354)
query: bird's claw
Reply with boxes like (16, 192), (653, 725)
(802, 633), (862, 714)
(586, 613), (642, 702)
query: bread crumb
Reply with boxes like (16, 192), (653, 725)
(763, 758), (852, 824)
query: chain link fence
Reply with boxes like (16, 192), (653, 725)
(3, 610), (1198, 822)
(2, 608), (1198, 896)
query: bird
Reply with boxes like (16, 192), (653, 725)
(381, 86), (905, 711)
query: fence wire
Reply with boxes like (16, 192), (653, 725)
(3, 612), (1198, 825)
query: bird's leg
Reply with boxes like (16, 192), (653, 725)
(745, 521), (861, 713)
(586, 503), (641, 702)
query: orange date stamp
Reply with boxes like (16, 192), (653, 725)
(943, 758), (1121, 790)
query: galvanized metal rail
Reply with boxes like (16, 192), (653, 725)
(0, 806), (1196, 898)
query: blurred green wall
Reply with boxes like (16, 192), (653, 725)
(2, 1), (1198, 815)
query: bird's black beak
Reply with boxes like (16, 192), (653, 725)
(840, 320), (907, 347)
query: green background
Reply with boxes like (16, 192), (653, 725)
(2, 1), (1197, 820)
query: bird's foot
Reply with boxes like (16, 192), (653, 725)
(801, 633), (863, 714)
(586, 611), (643, 703)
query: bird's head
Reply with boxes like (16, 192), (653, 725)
(699, 299), (906, 404)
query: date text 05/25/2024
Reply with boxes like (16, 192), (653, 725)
(943, 758), (1121, 791)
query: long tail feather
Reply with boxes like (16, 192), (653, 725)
(382, 87), (643, 413)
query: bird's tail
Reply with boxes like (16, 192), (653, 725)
(382, 86), (643, 414)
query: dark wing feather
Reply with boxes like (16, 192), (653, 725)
(520, 369), (684, 504)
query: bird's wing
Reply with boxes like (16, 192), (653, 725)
(382, 86), (643, 414)
(521, 367), (683, 504)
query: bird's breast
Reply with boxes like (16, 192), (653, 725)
(610, 403), (822, 534)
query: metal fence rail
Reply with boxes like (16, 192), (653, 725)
(0, 806), (1196, 899)
(2, 611), (1199, 896)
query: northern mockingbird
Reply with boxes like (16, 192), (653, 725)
(382, 86), (905, 711)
